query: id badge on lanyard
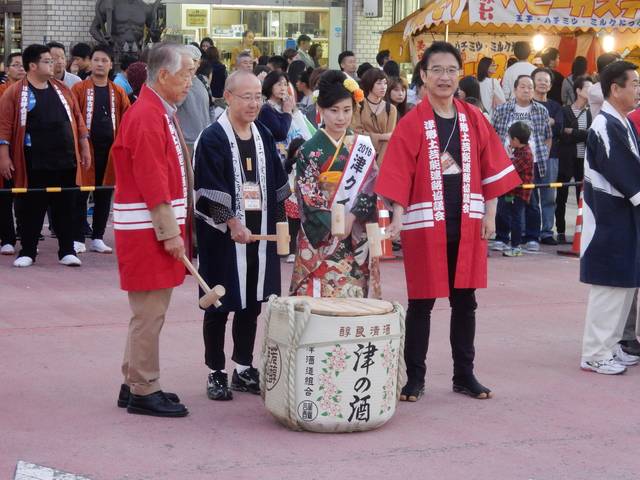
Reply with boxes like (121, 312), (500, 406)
(441, 151), (461, 175)
(243, 182), (262, 211)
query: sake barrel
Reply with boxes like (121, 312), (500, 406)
(260, 296), (406, 433)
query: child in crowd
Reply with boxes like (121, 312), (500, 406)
(502, 121), (534, 257)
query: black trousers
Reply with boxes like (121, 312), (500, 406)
(18, 169), (76, 260)
(0, 180), (16, 246)
(203, 236), (261, 371)
(403, 241), (478, 385)
(555, 154), (584, 235)
(73, 145), (112, 241)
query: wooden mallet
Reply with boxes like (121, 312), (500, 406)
(331, 202), (346, 237)
(366, 223), (391, 258)
(249, 221), (291, 255)
(181, 254), (226, 308)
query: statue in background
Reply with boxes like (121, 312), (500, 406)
(90, 0), (163, 57)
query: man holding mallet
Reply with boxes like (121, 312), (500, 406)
(194, 70), (289, 402)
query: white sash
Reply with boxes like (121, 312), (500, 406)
(86, 84), (117, 133)
(20, 82), (73, 127)
(165, 114), (187, 203)
(423, 109), (473, 222)
(217, 111), (268, 309)
(331, 134), (376, 211)
(321, 134), (376, 259)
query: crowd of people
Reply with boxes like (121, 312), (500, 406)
(0, 36), (639, 418)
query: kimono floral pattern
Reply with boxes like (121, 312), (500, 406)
(289, 129), (379, 298)
(317, 345), (350, 418)
(380, 340), (399, 414)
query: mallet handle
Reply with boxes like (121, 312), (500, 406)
(181, 254), (211, 293)
(250, 234), (277, 241)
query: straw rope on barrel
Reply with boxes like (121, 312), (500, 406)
(261, 296), (405, 433)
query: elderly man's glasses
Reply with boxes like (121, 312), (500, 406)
(226, 90), (263, 104)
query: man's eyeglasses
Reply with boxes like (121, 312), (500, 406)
(424, 67), (461, 78)
(8, 63), (23, 69)
(226, 90), (263, 104)
(39, 60), (54, 65)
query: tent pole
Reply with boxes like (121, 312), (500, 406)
(445, 23), (449, 42)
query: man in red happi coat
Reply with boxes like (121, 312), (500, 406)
(376, 42), (521, 401)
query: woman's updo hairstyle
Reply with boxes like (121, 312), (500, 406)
(317, 70), (353, 109)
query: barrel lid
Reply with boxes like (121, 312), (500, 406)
(291, 296), (395, 316)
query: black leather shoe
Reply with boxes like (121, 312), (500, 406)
(540, 236), (558, 245)
(557, 233), (567, 244)
(117, 384), (180, 408)
(127, 391), (188, 417)
(231, 367), (261, 395)
(207, 371), (232, 401)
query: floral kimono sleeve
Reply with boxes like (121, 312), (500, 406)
(296, 148), (331, 248)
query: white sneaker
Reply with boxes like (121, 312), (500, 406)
(490, 240), (508, 251)
(613, 343), (640, 366)
(59, 254), (82, 267)
(90, 239), (112, 254)
(524, 241), (540, 252)
(13, 256), (33, 268)
(74, 241), (86, 254)
(0, 244), (15, 255)
(286, 254), (295, 263)
(580, 358), (627, 375)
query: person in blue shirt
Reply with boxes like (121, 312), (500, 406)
(113, 54), (136, 96)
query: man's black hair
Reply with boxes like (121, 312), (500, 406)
(267, 55), (287, 72)
(376, 49), (390, 67)
(513, 41), (531, 61)
(90, 44), (113, 61)
(297, 34), (311, 46)
(338, 50), (355, 69)
(22, 44), (50, 72)
(601, 60), (638, 99)
(71, 42), (91, 59)
(418, 41), (462, 71)
(46, 41), (66, 52)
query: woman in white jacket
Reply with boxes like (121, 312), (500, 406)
(477, 57), (506, 117)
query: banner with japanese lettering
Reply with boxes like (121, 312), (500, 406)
(468, 0), (640, 30)
(404, 0), (467, 38)
(410, 32), (547, 76)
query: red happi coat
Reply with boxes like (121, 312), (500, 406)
(375, 98), (521, 299)
(111, 85), (190, 291)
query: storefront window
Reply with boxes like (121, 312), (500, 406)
(164, 2), (344, 69)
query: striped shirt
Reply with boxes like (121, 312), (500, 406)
(572, 105), (588, 159)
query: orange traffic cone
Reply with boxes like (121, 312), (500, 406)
(377, 199), (396, 260)
(557, 193), (582, 257)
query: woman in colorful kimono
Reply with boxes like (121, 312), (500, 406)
(289, 70), (380, 298)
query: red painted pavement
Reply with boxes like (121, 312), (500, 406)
(1, 230), (639, 480)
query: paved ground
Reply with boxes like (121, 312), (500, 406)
(4, 197), (639, 480)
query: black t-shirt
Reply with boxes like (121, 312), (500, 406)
(434, 112), (462, 242)
(236, 134), (261, 235)
(26, 83), (76, 171)
(90, 85), (114, 147)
